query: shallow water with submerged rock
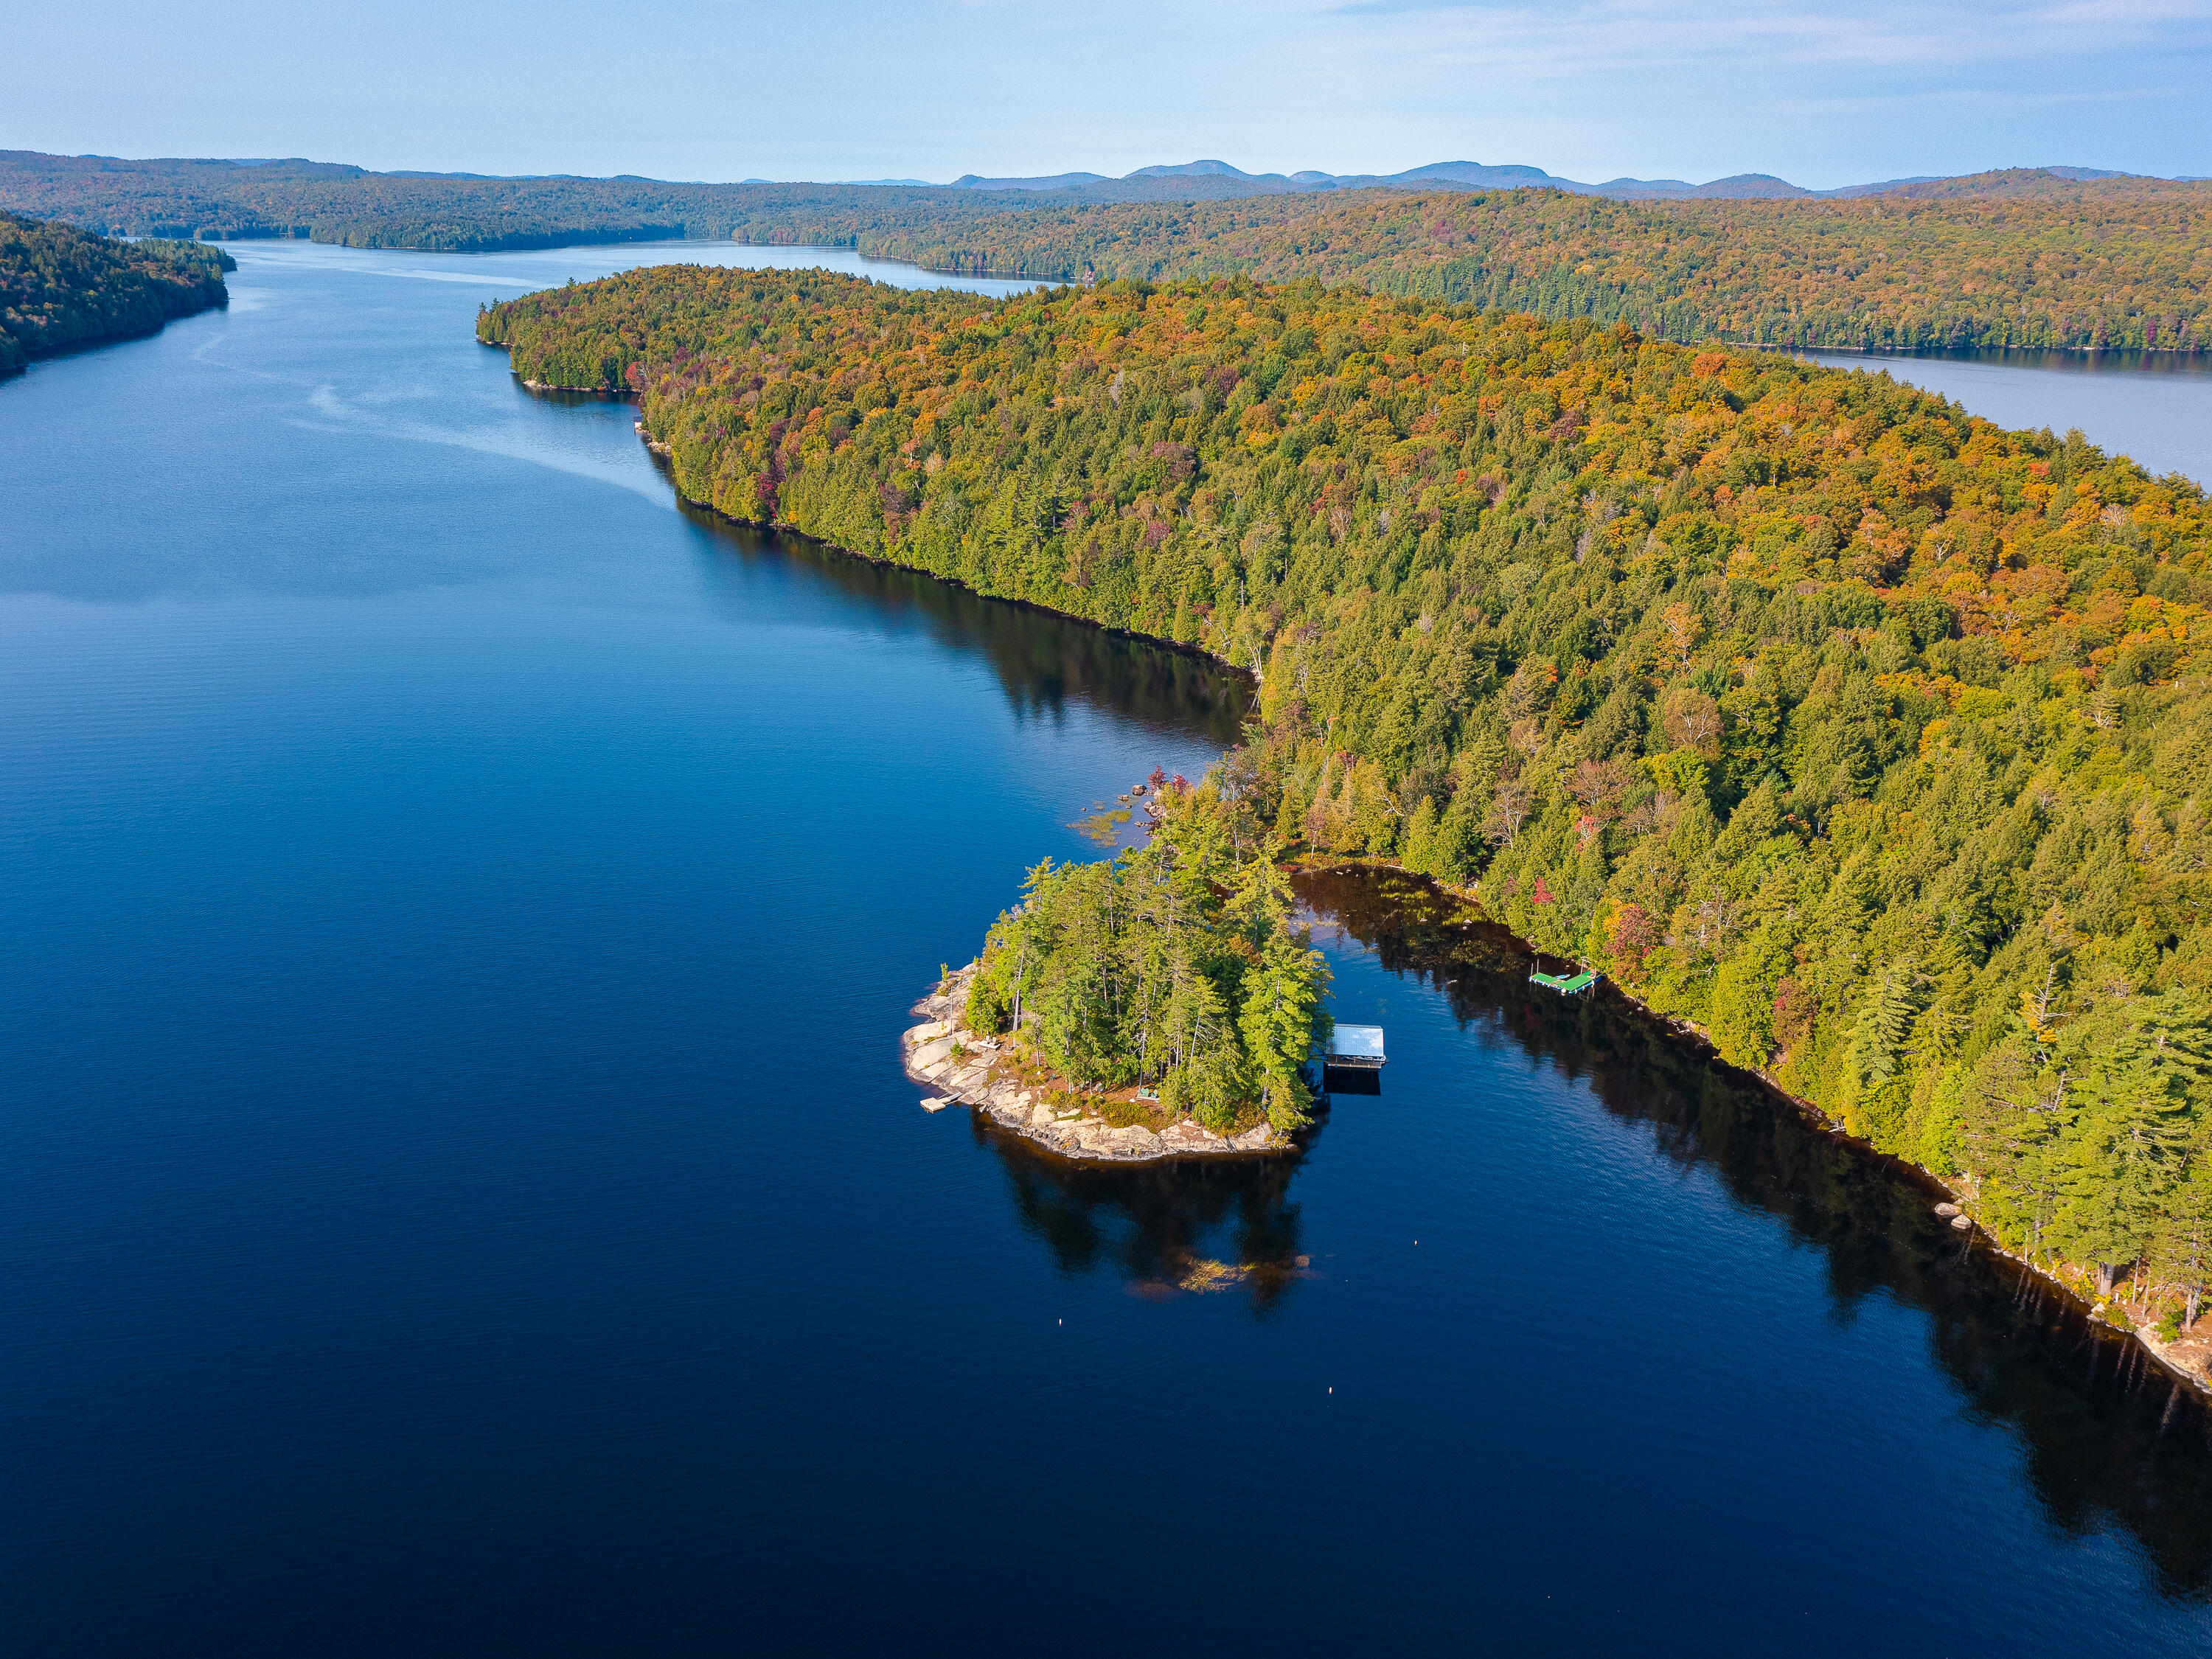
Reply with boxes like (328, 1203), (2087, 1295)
(2, 240), (2211, 1655)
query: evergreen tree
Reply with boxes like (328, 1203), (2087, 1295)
(1402, 796), (1441, 877)
(2048, 995), (2210, 1293)
(1239, 926), (1332, 1132)
(2153, 1158), (2212, 1329)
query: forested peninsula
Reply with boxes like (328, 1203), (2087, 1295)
(1, 211), (232, 373)
(483, 265), (2212, 1341)
(9, 149), (2208, 353)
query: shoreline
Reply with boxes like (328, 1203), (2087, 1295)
(901, 964), (1287, 1164)
(4, 292), (229, 378)
(1792, 341), (2211, 363)
(580, 392), (2203, 1390)
(622, 414), (1262, 685)
(1294, 853), (2212, 1397)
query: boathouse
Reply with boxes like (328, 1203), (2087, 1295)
(1324, 1024), (1387, 1068)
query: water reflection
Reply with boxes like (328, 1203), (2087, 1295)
(1812, 346), (2212, 379)
(984, 1125), (1314, 1310)
(1295, 863), (2212, 1599)
(679, 501), (1251, 745)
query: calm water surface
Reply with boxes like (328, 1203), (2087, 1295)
(4, 242), (2211, 1656)
(1804, 347), (2212, 486)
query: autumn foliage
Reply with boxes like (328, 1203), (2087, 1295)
(484, 265), (2212, 1308)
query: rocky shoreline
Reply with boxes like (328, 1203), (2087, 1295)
(902, 964), (1286, 1163)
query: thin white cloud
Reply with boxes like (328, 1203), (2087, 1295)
(1321, 0), (2212, 76)
(1777, 82), (2195, 115)
(12, 0), (2209, 191)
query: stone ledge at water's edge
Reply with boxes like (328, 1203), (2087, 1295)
(901, 965), (1287, 1163)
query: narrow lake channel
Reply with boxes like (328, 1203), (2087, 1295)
(2, 241), (2208, 1656)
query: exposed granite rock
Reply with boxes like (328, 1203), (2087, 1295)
(901, 964), (1286, 1164)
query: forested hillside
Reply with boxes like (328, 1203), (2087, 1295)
(0, 152), (1048, 253)
(839, 173), (2212, 354)
(484, 265), (2212, 1319)
(10, 151), (2208, 352)
(1, 211), (232, 372)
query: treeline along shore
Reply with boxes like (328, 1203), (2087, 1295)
(833, 173), (2212, 358)
(480, 265), (2212, 1371)
(1, 211), (232, 374)
(7, 149), (2210, 352)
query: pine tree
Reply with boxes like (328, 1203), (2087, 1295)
(1402, 796), (1440, 877)
(2152, 1158), (2212, 1329)
(2049, 995), (2208, 1293)
(1840, 960), (1916, 1135)
(1237, 927), (1332, 1132)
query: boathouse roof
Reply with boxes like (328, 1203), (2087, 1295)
(1327, 1024), (1386, 1061)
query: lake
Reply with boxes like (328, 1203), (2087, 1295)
(4, 240), (2209, 1657)
(1802, 347), (2212, 487)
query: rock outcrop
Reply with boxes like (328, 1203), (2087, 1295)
(901, 965), (1284, 1163)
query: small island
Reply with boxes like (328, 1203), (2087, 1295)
(905, 773), (1332, 1162)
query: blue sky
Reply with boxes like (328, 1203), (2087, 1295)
(8, 0), (2208, 188)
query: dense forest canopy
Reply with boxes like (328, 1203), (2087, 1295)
(837, 175), (2212, 355)
(0, 211), (232, 372)
(8, 151), (2207, 352)
(485, 264), (2212, 1318)
(0, 151), (1079, 253)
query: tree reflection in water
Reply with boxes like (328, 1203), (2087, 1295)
(686, 487), (2212, 1590)
(1296, 863), (2212, 1599)
(981, 1124), (1316, 1312)
(681, 504), (1251, 746)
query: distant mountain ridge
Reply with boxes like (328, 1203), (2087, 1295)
(934, 156), (2154, 201)
(7, 148), (2198, 286)
(38, 149), (2165, 206)
(947, 172), (1110, 191)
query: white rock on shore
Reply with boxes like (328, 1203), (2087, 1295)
(900, 964), (1284, 1164)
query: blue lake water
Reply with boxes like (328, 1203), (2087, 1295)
(1803, 347), (2212, 487)
(4, 240), (2211, 1656)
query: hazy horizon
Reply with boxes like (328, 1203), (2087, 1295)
(7, 0), (2205, 194)
(24, 153), (2196, 192)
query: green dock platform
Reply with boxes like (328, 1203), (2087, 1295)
(1529, 967), (1599, 995)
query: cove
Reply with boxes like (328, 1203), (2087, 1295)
(2, 241), (2210, 1657)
